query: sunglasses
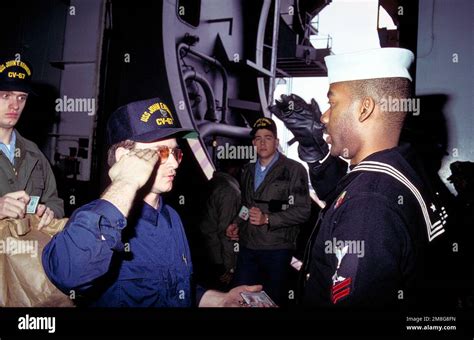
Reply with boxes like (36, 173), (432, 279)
(156, 146), (183, 164)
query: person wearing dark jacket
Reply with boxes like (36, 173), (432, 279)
(42, 97), (262, 307)
(199, 162), (241, 288)
(0, 58), (64, 227)
(226, 118), (311, 305)
(270, 48), (451, 307)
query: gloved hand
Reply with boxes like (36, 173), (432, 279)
(269, 94), (328, 162)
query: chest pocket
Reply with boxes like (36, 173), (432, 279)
(269, 180), (289, 201)
(30, 163), (45, 192)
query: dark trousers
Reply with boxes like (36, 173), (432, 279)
(232, 246), (293, 306)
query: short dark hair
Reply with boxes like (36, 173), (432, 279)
(345, 77), (412, 128)
(107, 140), (136, 167)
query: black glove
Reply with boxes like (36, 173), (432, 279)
(269, 94), (328, 162)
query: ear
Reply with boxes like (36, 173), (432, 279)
(358, 97), (376, 123)
(115, 147), (130, 163)
(252, 139), (257, 147)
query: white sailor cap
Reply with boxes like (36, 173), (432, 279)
(324, 48), (415, 84)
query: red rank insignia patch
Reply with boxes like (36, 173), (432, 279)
(334, 191), (347, 209)
(331, 277), (352, 304)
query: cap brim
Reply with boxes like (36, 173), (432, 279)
(0, 82), (37, 96)
(250, 126), (276, 137)
(131, 128), (198, 143)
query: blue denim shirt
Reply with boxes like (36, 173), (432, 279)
(43, 198), (194, 307)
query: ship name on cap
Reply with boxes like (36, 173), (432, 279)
(0, 60), (32, 76)
(140, 102), (174, 126)
(255, 117), (272, 127)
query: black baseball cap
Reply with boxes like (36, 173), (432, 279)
(0, 58), (35, 94)
(106, 97), (198, 147)
(250, 117), (278, 137)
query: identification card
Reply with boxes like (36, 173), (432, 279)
(26, 196), (40, 214)
(240, 291), (277, 307)
(238, 205), (249, 221)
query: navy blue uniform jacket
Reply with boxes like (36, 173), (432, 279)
(301, 145), (448, 307)
(42, 198), (194, 307)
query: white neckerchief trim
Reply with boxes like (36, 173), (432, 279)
(352, 160), (445, 242)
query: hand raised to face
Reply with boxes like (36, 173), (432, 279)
(108, 148), (160, 190)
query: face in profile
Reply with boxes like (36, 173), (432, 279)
(320, 82), (359, 159)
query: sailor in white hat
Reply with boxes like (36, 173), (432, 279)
(322, 47), (415, 164)
(272, 48), (451, 308)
